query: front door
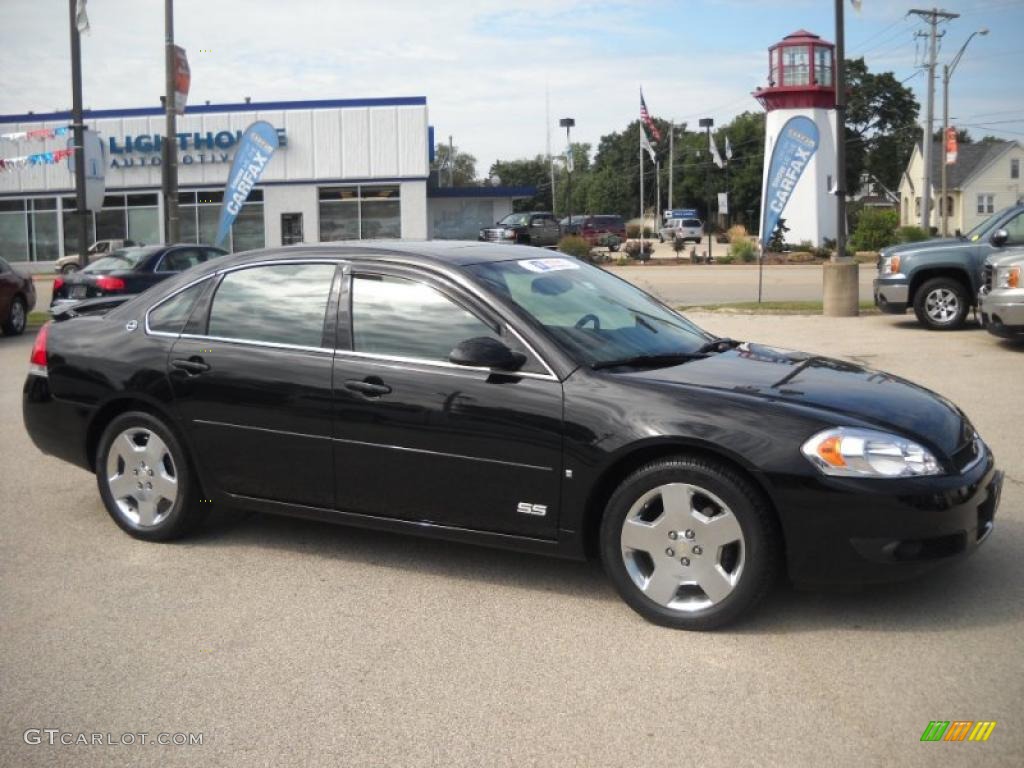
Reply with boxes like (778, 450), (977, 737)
(281, 213), (304, 245)
(331, 267), (564, 538)
(167, 261), (339, 508)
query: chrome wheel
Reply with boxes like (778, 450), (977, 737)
(620, 483), (745, 612)
(105, 427), (178, 527)
(924, 288), (960, 325)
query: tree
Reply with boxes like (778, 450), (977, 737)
(433, 143), (477, 186)
(844, 57), (921, 194)
(488, 155), (552, 211)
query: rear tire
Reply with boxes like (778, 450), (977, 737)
(600, 455), (780, 630)
(95, 411), (206, 541)
(913, 277), (969, 330)
(61, 264), (79, 275)
(2, 296), (27, 336)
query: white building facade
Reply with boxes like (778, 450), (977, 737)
(0, 97), (433, 265)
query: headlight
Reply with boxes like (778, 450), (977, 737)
(880, 255), (901, 275)
(502, 228), (517, 239)
(801, 427), (941, 478)
(996, 265), (1021, 289)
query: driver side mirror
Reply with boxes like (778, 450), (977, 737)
(449, 337), (526, 371)
(991, 228), (1009, 247)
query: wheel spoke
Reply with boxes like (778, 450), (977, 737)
(119, 432), (144, 461)
(151, 471), (178, 504)
(143, 432), (170, 469)
(621, 517), (667, 554)
(642, 564), (682, 606)
(659, 484), (695, 522)
(107, 472), (136, 500)
(696, 510), (743, 549)
(135, 497), (158, 527)
(695, 564), (735, 604)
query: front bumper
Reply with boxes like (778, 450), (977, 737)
(873, 275), (909, 314)
(979, 287), (1024, 338)
(771, 448), (1002, 586)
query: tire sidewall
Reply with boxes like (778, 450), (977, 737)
(915, 278), (968, 330)
(5, 296), (26, 335)
(600, 457), (776, 629)
(95, 411), (195, 541)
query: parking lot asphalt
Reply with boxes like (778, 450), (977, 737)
(1, 312), (1021, 767)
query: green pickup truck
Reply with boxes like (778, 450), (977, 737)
(874, 203), (1024, 330)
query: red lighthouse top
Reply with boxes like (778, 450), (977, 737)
(753, 30), (836, 111)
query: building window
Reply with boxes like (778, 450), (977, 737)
(319, 185), (401, 241)
(1012, 158), (1020, 179)
(977, 194), (994, 215)
(915, 197), (921, 217)
(781, 45), (810, 86)
(178, 189), (263, 252)
(814, 46), (833, 86)
(769, 49), (780, 86)
(0, 199), (28, 262)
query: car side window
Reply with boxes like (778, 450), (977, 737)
(1002, 212), (1024, 245)
(207, 263), (336, 348)
(157, 248), (205, 273)
(351, 274), (498, 361)
(0, 257), (9, 274)
(148, 280), (208, 335)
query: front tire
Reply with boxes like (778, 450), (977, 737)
(600, 455), (780, 630)
(95, 411), (205, 541)
(2, 296), (27, 336)
(61, 263), (80, 275)
(914, 277), (969, 330)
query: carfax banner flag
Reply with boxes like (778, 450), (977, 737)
(760, 116), (819, 248)
(214, 121), (279, 248)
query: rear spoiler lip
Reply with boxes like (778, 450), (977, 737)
(49, 295), (134, 322)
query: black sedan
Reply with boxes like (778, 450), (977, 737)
(22, 243), (1002, 629)
(1, 256), (36, 336)
(50, 244), (227, 309)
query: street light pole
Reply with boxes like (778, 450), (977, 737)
(68, 0), (88, 267)
(559, 117), (575, 228)
(941, 28), (988, 237)
(699, 117), (713, 262)
(163, 0), (180, 243)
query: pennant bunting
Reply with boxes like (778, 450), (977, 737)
(0, 148), (74, 172)
(1, 126), (71, 142)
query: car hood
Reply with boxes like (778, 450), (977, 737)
(880, 238), (978, 258)
(621, 342), (968, 456)
(985, 248), (1024, 268)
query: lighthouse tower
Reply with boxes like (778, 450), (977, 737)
(754, 30), (838, 246)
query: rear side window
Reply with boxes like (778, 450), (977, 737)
(157, 248), (206, 273)
(148, 280), (208, 334)
(351, 274), (497, 361)
(682, 219), (702, 228)
(207, 263), (336, 348)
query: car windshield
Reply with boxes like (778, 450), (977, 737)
(497, 213), (530, 227)
(83, 247), (156, 273)
(964, 206), (1015, 241)
(682, 219), (702, 228)
(467, 257), (712, 366)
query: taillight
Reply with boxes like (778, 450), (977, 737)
(29, 322), (49, 375)
(53, 277), (64, 293)
(95, 276), (125, 292)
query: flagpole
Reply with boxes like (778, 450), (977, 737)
(639, 121), (644, 256)
(668, 121), (674, 211)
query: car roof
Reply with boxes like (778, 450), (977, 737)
(205, 241), (547, 269)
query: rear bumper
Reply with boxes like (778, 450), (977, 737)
(873, 276), (909, 314)
(23, 374), (94, 471)
(773, 450), (1002, 587)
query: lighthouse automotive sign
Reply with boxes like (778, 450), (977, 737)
(760, 116), (820, 247)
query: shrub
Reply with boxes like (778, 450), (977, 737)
(623, 240), (654, 261)
(626, 222), (641, 239)
(716, 253), (736, 264)
(727, 224), (748, 243)
(730, 238), (756, 263)
(766, 218), (790, 252)
(557, 235), (591, 260)
(895, 225), (929, 243)
(672, 235), (687, 259)
(850, 208), (898, 251)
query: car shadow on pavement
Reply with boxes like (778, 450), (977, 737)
(190, 507), (1022, 631)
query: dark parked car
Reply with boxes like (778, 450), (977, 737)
(51, 244), (227, 310)
(479, 212), (561, 247)
(874, 203), (1024, 330)
(1, 256), (37, 336)
(23, 243), (1001, 629)
(565, 215), (627, 250)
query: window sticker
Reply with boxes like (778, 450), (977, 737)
(519, 258), (581, 273)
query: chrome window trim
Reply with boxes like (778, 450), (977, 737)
(143, 255), (562, 381)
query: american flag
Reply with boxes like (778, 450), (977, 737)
(640, 90), (661, 143)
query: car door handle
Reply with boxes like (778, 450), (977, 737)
(171, 357), (211, 375)
(344, 379), (392, 397)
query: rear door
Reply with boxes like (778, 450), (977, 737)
(331, 264), (565, 537)
(166, 260), (340, 507)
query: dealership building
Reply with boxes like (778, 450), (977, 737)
(0, 96), (530, 267)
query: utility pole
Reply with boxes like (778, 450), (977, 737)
(560, 118), (575, 227)
(699, 117), (713, 261)
(163, 0), (180, 243)
(910, 7), (959, 234)
(68, 0), (88, 267)
(448, 135), (454, 187)
(668, 122), (674, 211)
(834, 0), (847, 264)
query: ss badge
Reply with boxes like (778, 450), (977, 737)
(517, 502), (548, 517)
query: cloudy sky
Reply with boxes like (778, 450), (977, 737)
(1, 0), (1022, 172)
